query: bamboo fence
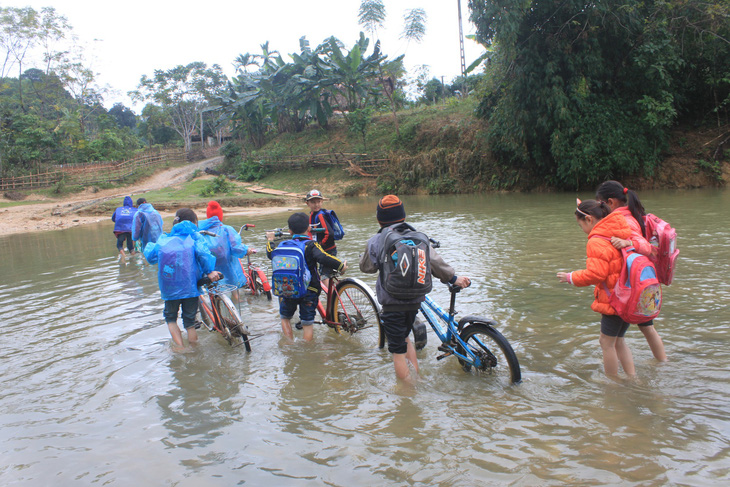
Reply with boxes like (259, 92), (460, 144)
(0, 148), (190, 191)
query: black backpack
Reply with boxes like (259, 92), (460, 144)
(378, 223), (432, 300)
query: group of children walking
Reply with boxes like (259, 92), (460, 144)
(117, 179), (670, 381)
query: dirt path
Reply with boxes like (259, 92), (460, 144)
(0, 156), (298, 237)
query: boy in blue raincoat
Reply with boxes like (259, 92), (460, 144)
(144, 208), (221, 349)
(132, 198), (164, 252)
(198, 200), (252, 289)
(111, 196), (137, 257)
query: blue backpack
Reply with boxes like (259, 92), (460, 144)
(271, 238), (312, 298)
(314, 209), (345, 240)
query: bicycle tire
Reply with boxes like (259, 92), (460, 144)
(216, 294), (252, 351)
(412, 317), (428, 351)
(456, 321), (521, 384)
(252, 272), (273, 301)
(330, 279), (384, 349)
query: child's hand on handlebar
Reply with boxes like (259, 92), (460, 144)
(208, 271), (222, 282)
(454, 276), (471, 288)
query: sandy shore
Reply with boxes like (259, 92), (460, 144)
(0, 157), (298, 237)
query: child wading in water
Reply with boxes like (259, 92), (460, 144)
(596, 180), (667, 362)
(557, 199), (636, 378)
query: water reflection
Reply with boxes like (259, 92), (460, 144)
(1, 190), (729, 485)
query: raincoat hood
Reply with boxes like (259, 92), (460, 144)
(169, 220), (200, 237)
(123, 196), (134, 207)
(198, 216), (222, 232)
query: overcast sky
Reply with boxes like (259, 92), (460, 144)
(3, 0), (482, 112)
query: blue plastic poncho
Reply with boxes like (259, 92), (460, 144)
(198, 216), (249, 288)
(111, 196), (137, 233)
(143, 220), (216, 300)
(132, 203), (164, 248)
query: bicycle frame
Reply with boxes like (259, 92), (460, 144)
(238, 224), (271, 297)
(419, 294), (488, 367)
(316, 275), (375, 333)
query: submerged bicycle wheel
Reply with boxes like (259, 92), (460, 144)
(251, 273), (272, 301)
(331, 279), (384, 349)
(216, 294), (251, 351)
(456, 321), (521, 384)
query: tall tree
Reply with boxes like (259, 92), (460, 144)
(469, 0), (730, 188)
(131, 62), (227, 151)
(0, 6), (69, 111)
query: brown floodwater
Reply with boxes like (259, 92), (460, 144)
(1, 189), (728, 485)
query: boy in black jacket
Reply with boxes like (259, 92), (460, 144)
(359, 195), (470, 382)
(266, 212), (346, 341)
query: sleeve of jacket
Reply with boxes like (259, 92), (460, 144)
(143, 241), (159, 264)
(310, 241), (344, 271)
(226, 226), (248, 258)
(570, 241), (611, 287)
(266, 240), (275, 260)
(316, 212), (333, 248)
(630, 230), (652, 256)
(111, 210), (116, 222)
(131, 212), (142, 241)
(429, 245), (456, 283)
(359, 235), (379, 274)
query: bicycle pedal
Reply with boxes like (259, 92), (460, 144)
(437, 352), (453, 361)
(294, 321), (303, 330)
(437, 343), (453, 353)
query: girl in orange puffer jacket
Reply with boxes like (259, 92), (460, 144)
(557, 199), (635, 378)
(596, 180), (667, 362)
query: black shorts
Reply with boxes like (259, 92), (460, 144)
(381, 309), (418, 354)
(601, 314), (630, 337)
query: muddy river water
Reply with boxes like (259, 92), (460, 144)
(1, 190), (729, 485)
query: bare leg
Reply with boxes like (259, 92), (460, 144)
(281, 318), (294, 340)
(615, 337), (636, 376)
(187, 326), (198, 345)
(404, 337), (419, 377)
(167, 321), (184, 348)
(392, 353), (412, 382)
(640, 325), (667, 362)
(302, 324), (314, 341)
(599, 333), (620, 377)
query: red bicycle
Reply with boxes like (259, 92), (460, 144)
(238, 224), (272, 300)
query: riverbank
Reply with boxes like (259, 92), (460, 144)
(0, 157), (302, 237)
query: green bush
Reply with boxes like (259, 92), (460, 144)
(200, 175), (234, 196)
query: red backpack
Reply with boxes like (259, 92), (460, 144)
(593, 237), (663, 324)
(644, 213), (679, 285)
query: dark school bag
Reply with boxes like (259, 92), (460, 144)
(378, 223), (432, 300)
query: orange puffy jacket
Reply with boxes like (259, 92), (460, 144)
(569, 210), (632, 315)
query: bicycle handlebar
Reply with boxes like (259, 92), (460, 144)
(200, 230), (218, 237)
(430, 238), (441, 248)
(238, 224), (256, 235)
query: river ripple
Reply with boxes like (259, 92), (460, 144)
(1, 190), (729, 485)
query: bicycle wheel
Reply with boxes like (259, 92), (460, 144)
(252, 272), (273, 301)
(331, 279), (384, 349)
(457, 321), (521, 384)
(216, 294), (252, 351)
(412, 317), (428, 351)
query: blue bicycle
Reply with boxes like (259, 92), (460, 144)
(417, 241), (521, 384)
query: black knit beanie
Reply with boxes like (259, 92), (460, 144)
(377, 195), (406, 226)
